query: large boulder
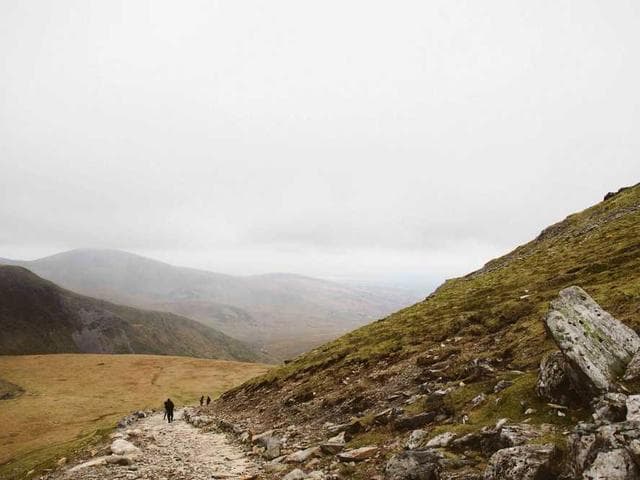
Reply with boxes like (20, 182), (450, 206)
(483, 444), (557, 480)
(545, 286), (640, 393)
(385, 449), (442, 480)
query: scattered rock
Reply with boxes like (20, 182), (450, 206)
(321, 431), (347, 454)
(337, 446), (378, 462)
(483, 444), (557, 480)
(626, 395), (640, 422)
(394, 412), (436, 431)
(493, 380), (513, 393)
(327, 419), (363, 435)
(110, 439), (140, 456)
(592, 393), (628, 422)
(545, 286), (640, 393)
(470, 393), (486, 409)
(105, 455), (134, 466)
(425, 432), (456, 448)
(282, 468), (306, 480)
(406, 429), (428, 450)
(67, 457), (108, 472)
(284, 447), (320, 464)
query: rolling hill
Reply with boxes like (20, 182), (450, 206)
(0, 266), (269, 362)
(0, 250), (421, 358)
(212, 183), (640, 477)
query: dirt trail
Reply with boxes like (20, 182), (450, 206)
(54, 409), (259, 480)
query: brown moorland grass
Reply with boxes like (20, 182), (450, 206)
(0, 354), (271, 479)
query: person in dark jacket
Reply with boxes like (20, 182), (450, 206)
(206, 395), (211, 406)
(164, 398), (175, 423)
(200, 395), (204, 406)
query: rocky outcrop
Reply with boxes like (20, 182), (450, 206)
(544, 286), (640, 393)
(483, 444), (557, 480)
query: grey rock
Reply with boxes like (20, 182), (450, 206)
(110, 439), (140, 455)
(545, 286), (640, 393)
(282, 468), (306, 480)
(567, 420), (640, 477)
(320, 431), (347, 454)
(254, 432), (282, 460)
(105, 455), (134, 466)
(623, 351), (640, 382)
(425, 432), (456, 448)
(406, 429), (428, 450)
(592, 393), (628, 423)
(326, 420), (363, 435)
(483, 444), (557, 480)
(394, 412), (436, 431)
(284, 447), (320, 464)
(385, 449), (442, 480)
(493, 380), (513, 393)
(583, 448), (640, 479)
(470, 393), (487, 408)
(67, 457), (108, 472)
(626, 395), (640, 422)
(535, 350), (582, 403)
(336, 446), (378, 462)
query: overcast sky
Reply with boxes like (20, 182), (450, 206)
(1, 1), (639, 287)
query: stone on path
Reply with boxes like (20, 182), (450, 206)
(110, 438), (140, 455)
(545, 286), (640, 393)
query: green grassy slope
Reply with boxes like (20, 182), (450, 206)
(216, 184), (639, 448)
(251, 183), (640, 384)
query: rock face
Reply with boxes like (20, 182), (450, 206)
(483, 444), (557, 480)
(544, 286), (640, 393)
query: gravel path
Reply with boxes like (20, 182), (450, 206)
(55, 409), (259, 480)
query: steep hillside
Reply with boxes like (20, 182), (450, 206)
(1, 250), (420, 358)
(211, 184), (640, 478)
(0, 266), (268, 362)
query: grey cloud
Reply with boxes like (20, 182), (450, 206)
(1, 1), (640, 285)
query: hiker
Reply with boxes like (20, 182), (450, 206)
(164, 398), (175, 423)
(206, 395), (211, 406)
(200, 395), (204, 406)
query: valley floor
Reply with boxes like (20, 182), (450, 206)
(45, 410), (259, 480)
(0, 354), (270, 479)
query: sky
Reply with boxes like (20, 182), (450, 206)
(1, 1), (639, 289)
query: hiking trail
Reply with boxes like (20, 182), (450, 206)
(49, 409), (259, 480)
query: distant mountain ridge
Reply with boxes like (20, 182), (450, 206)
(0, 250), (421, 358)
(0, 265), (269, 362)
